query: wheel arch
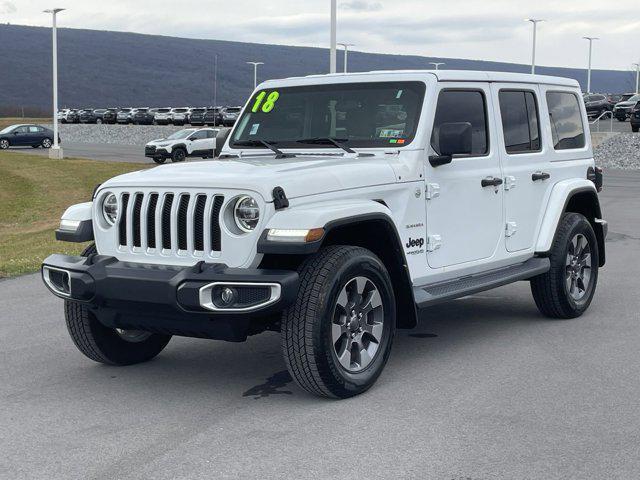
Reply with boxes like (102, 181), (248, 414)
(536, 180), (606, 266)
(259, 202), (418, 329)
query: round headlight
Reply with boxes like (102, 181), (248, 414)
(234, 196), (260, 232)
(102, 193), (119, 226)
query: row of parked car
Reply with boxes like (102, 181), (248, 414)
(583, 92), (640, 122)
(57, 106), (243, 127)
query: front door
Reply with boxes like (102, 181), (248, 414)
(490, 84), (553, 252)
(425, 84), (504, 269)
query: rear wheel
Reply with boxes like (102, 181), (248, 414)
(41, 138), (52, 148)
(96, 118), (103, 124)
(281, 246), (396, 398)
(531, 213), (599, 319)
(632, 126), (639, 133)
(64, 244), (172, 365)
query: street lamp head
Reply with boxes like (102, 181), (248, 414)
(246, 61), (264, 66)
(583, 36), (599, 41)
(526, 18), (544, 23)
(43, 8), (65, 14)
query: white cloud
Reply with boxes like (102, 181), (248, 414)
(4, 0), (638, 70)
(1, 1), (16, 14)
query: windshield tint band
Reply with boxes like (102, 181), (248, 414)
(230, 81), (426, 150)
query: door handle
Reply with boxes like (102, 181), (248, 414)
(532, 171), (550, 181)
(481, 176), (504, 188)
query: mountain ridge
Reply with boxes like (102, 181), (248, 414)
(0, 24), (636, 111)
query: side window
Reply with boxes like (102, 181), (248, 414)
(431, 90), (488, 156)
(206, 130), (216, 139)
(498, 90), (541, 154)
(28, 126), (39, 133)
(14, 126), (28, 133)
(190, 131), (207, 140)
(546, 92), (586, 150)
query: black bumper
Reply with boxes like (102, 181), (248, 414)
(41, 254), (299, 341)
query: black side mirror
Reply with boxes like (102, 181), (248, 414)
(214, 128), (231, 158)
(429, 122), (473, 167)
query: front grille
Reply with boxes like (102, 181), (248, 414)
(117, 191), (224, 255)
(145, 146), (157, 155)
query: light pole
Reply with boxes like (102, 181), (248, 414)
(583, 36), (599, 94)
(634, 62), (640, 94)
(330, 0), (337, 73)
(246, 61), (264, 90)
(526, 19), (544, 74)
(44, 8), (65, 159)
(429, 62), (445, 70)
(337, 43), (354, 73)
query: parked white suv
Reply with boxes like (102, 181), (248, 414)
(42, 70), (606, 399)
(144, 128), (218, 163)
(170, 107), (189, 125)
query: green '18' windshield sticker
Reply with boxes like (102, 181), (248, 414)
(251, 91), (280, 113)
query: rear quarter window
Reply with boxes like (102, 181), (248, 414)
(546, 92), (586, 150)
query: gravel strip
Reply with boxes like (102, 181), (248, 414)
(49, 124), (189, 146)
(594, 133), (640, 170)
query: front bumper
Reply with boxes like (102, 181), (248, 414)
(41, 254), (299, 341)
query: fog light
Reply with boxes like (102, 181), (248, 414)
(213, 286), (237, 308)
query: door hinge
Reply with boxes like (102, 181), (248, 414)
(505, 221), (517, 237)
(426, 234), (442, 252)
(504, 176), (516, 191)
(425, 183), (440, 200)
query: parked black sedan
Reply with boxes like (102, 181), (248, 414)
(0, 124), (59, 149)
(583, 94), (612, 118)
(102, 108), (119, 124)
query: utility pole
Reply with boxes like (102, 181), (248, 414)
(337, 43), (354, 73)
(44, 8), (65, 159)
(526, 19), (544, 74)
(583, 36), (599, 94)
(634, 62), (640, 94)
(330, 0), (337, 73)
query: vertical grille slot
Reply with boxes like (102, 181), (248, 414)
(118, 193), (130, 246)
(132, 193), (144, 247)
(193, 195), (207, 251)
(147, 193), (158, 249)
(211, 195), (224, 252)
(177, 194), (190, 251)
(161, 194), (174, 250)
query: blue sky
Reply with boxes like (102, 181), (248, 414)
(2, 0), (639, 71)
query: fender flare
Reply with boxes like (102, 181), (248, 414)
(258, 199), (396, 254)
(56, 202), (94, 242)
(535, 179), (603, 254)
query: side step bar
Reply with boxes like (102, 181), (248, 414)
(414, 257), (550, 308)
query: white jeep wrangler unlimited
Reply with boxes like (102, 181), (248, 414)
(42, 70), (606, 399)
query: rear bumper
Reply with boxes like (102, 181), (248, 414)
(41, 254), (299, 341)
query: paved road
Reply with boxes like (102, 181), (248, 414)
(9, 142), (148, 163)
(1, 170), (639, 479)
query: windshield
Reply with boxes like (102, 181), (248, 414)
(629, 95), (640, 102)
(167, 129), (195, 140)
(231, 81), (425, 149)
(0, 125), (16, 134)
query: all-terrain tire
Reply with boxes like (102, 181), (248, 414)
(530, 213), (599, 319)
(64, 244), (171, 365)
(281, 245), (396, 398)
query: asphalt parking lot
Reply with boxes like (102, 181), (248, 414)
(590, 116), (635, 133)
(1, 169), (639, 479)
(10, 142), (147, 163)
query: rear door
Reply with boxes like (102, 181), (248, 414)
(425, 84), (505, 269)
(491, 84), (553, 252)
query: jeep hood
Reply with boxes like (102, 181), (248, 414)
(101, 154), (397, 201)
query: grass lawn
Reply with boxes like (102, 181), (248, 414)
(0, 117), (51, 130)
(0, 151), (148, 278)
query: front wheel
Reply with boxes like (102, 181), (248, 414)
(64, 244), (171, 365)
(531, 213), (599, 319)
(171, 148), (186, 162)
(0, 139), (10, 149)
(281, 246), (396, 398)
(153, 156), (167, 164)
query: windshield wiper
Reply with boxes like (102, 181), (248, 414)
(296, 137), (355, 154)
(233, 140), (294, 158)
